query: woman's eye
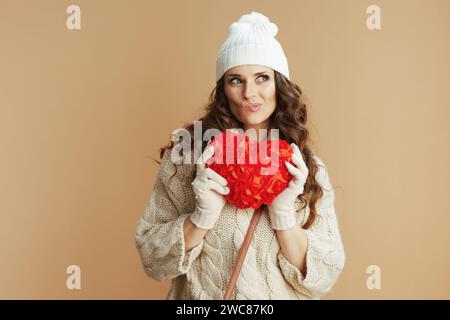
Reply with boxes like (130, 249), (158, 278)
(229, 75), (269, 84)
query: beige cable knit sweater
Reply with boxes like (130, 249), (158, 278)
(135, 147), (346, 300)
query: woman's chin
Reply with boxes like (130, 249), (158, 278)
(242, 121), (269, 131)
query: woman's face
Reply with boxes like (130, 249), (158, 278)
(224, 65), (276, 133)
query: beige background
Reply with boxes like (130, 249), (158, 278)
(0, 0), (449, 299)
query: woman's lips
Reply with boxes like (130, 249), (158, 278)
(245, 103), (262, 112)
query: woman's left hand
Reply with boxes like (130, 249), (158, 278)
(267, 143), (309, 230)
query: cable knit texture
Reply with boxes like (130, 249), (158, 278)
(135, 147), (345, 300)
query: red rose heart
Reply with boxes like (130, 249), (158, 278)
(205, 130), (294, 209)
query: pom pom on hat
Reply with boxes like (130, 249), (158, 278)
(216, 11), (290, 81)
(229, 12), (278, 37)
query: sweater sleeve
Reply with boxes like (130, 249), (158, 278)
(135, 148), (203, 281)
(277, 156), (346, 298)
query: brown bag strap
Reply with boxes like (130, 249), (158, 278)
(223, 206), (264, 300)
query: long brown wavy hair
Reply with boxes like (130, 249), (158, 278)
(156, 71), (324, 229)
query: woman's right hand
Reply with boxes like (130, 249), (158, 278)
(189, 145), (230, 230)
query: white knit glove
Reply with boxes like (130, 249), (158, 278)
(189, 145), (230, 230)
(267, 143), (309, 230)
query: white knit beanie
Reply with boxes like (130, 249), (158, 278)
(216, 11), (290, 82)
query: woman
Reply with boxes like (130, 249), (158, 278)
(135, 11), (345, 300)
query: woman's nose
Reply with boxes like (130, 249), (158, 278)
(243, 82), (258, 100)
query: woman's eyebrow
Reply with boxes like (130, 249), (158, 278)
(226, 72), (268, 78)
